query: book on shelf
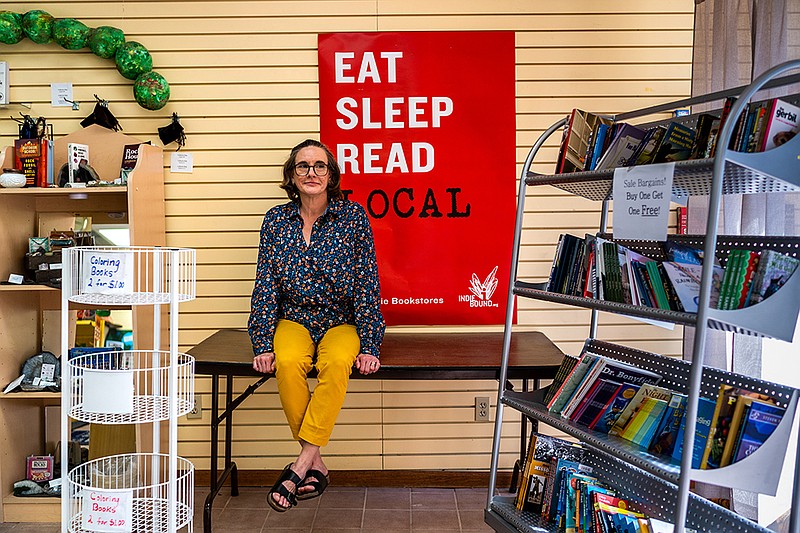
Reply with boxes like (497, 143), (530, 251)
(517, 432), (585, 514)
(543, 355), (580, 407)
(558, 353), (661, 419)
(732, 399), (786, 463)
(594, 123), (647, 170)
(119, 142), (150, 183)
(706, 96), (737, 158)
(671, 396), (716, 468)
(586, 123), (612, 171)
(760, 97), (800, 151)
(547, 352), (599, 413)
(67, 142), (90, 186)
(14, 138), (49, 188)
(744, 249), (799, 306)
(556, 109), (614, 174)
(572, 379), (624, 427)
(661, 261), (724, 313)
(652, 121), (696, 163)
(581, 481), (615, 533)
(609, 384), (673, 437)
(689, 113), (718, 160)
(718, 395), (779, 467)
(648, 392), (688, 456)
(588, 382), (641, 433)
(619, 396), (667, 444)
(625, 125), (665, 166)
(564, 471), (597, 533)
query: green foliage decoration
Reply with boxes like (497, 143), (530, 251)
(22, 10), (53, 44)
(0, 11), (23, 44)
(88, 26), (125, 59)
(115, 41), (153, 80)
(134, 71), (170, 111)
(0, 13), (170, 111)
(53, 18), (90, 50)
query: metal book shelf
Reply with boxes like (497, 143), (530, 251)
(485, 59), (800, 533)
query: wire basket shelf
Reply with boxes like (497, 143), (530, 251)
(62, 247), (196, 305)
(67, 453), (194, 533)
(67, 350), (195, 424)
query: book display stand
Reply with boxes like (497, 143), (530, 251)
(485, 60), (800, 533)
(60, 247), (196, 533)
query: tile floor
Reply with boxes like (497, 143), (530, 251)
(0, 486), (495, 533)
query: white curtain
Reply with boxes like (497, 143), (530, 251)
(690, 0), (799, 527)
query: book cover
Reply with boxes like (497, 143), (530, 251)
(543, 355), (580, 407)
(732, 250), (759, 309)
(645, 260), (671, 310)
(626, 125), (666, 166)
(717, 249), (744, 310)
(701, 385), (755, 469)
(574, 379), (624, 427)
(648, 393), (688, 456)
(14, 138), (48, 188)
(120, 142), (148, 183)
(589, 383), (641, 433)
(707, 96), (736, 158)
(623, 249), (656, 306)
(619, 396), (660, 442)
(523, 433), (582, 513)
(609, 384), (673, 437)
(633, 398), (669, 447)
(745, 249), (799, 306)
(548, 352), (599, 413)
(661, 261), (724, 313)
(690, 113), (718, 159)
(719, 394), (777, 467)
(565, 472), (597, 533)
(67, 142), (90, 185)
(671, 396), (716, 468)
(732, 399), (785, 463)
(652, 121), (696, 163)
(657, 262), (685, 312)
(557, 109), (613, 174)
(595, 123), (647, 170)
(587, 123), (612, 171)
(514, 431), (539, 509)
(568, 378), (605, 422)
(760, 97), (800, 151)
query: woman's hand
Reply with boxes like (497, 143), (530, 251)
(253, 352), (276, 374)
(356, 354), (381, 375)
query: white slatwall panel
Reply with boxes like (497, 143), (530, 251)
(0, 0), (694, 473)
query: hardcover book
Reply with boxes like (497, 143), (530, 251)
(594, 123), (647, 170)
(609, 384), (673, 437)
(672, 396), (717, 468)
(760, 97), (800, 151)
(589, 382), (641, 433)
(14, 138), (48, 188)
(556, 109), (613, 174)
(648, 393), (688, 456)
(67, 143), (90, 185)
(732, 399), (785, 463)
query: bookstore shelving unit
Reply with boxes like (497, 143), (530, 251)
(61, 247), (196, 533)
(485, 60), (800, 533)
(0, 126), (165, 524)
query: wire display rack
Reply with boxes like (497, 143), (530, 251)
(66, 453), (194, 533)
(67, 350), (195, 424)
(61, 246), (197, 533)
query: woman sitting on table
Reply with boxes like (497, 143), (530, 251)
(248, 139), (385, 513)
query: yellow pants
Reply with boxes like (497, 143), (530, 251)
(273, 319), (360, 447)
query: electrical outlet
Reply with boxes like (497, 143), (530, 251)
(475, 396), (490, 421)
(186, 396), (202, 419)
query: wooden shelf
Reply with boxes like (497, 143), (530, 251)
(0, 392), (60, 400)
(1, 495), (59, 523)
(0, 186), (127, 197)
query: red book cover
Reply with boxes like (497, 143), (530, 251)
(677, 206), (687, 234)
(14, 138), (47, 188)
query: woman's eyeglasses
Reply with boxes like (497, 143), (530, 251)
(294, 162), (329, 176)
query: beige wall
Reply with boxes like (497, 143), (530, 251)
(0, 1), (694, 472)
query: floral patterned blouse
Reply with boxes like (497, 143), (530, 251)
(248, 198), (385, 357)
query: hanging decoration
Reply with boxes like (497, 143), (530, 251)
(0, 9), (170, 111)
(158, 113), (186, 149)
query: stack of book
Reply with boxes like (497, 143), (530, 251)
(553, 97), (800, 175)
(544, 352), (787, 472)
(516, 430), (698, 533)
(546, 235), (799, 313)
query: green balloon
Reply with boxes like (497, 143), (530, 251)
(22, 10), (54, 44)
(53, 18), (89, 50)
(88, 26), (125, 58)
(0, 11), (24, 45)
(115, 41), (153, 80)
(133, 71), (170, 110)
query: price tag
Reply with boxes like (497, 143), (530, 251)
(81, 489), (133, 532)
(80, 251), (134, 295)
(612, 162), (674, 241)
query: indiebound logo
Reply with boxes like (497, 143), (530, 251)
(459, 266), (500, 308)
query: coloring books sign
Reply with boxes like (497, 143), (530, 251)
(318, 31), (517, 325)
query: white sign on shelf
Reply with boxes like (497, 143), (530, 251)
(81, 489), (133, 532)
(83, 369), (134, 415)
(80, 251), (134, 295)
(612, 162), (675, 241)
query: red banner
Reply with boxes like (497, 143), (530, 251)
(318, 31), (517, 325)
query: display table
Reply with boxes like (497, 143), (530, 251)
(188, 328), (564, 533)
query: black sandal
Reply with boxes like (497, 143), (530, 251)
(268, 464), (302, 512)
(296, 469), (330, 501)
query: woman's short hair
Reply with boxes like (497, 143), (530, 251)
(280, 139), (344, 203)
